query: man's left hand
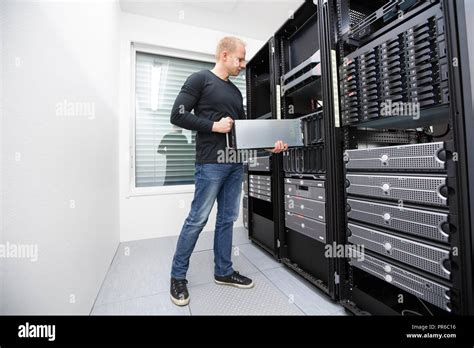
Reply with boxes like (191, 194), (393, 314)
(266, 140), (288, 154)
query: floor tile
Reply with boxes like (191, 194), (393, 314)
(232, 226), (250, 246)
(91, 291), (189, 315)
(187, 249), (259, 287)
(237, 243), (282, 272)
(193, 230), (214, 252)
(263, 267), (345, 315)
(94, 236), (177, 306)
(188, 273), (303, 315)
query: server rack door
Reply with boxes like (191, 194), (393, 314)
(270, 36), (286, 260)
(445, 0), (474, 315)
(318, 0), (347, 302)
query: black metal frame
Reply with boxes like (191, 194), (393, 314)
(318, 0), (346, 302)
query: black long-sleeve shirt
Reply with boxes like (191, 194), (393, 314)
(170, 69), (245, 163)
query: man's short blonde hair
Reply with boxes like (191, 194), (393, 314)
(215, 36), (246, 61)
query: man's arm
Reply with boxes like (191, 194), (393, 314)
(170, 73), (214, 132)
(170, 73), (234, 134)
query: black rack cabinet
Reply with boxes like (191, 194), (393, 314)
(273, 0), (340, 299)
(241, 0), (474, 315)
(328, 0), (474, 315)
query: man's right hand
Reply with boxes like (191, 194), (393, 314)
(212, 116), (234, 133)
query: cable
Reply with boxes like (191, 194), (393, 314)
(401, 309), (423, 316)
(418, 297), (434, 316)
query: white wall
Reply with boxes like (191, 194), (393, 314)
(2, 0), (120, 314)
(119, 12), (264, 241)
(119, 0), (305, 41)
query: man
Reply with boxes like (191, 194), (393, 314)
(169, 36), (288, 306)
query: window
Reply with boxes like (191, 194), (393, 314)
(133, 49), (246, 189)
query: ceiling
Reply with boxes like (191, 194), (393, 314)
(119, 0), (305, 41)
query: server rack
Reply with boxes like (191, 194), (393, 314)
(241, 0), (473, 315)
(325, 0), (474, 315)
(273, 0), (339, 299)
(243, 38), (282, 258)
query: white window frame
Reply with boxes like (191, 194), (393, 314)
(129, 42), (215, 197)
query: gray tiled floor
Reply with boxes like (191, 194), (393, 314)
(91, 227), (347, 315)
(263, 267), (346, 315)
(237, 243), (283, 272)
(187, 249), (259, 287)
(188, 273), (303, 315)
(93, 235), (178, 307)
(92, 292), (190, 316)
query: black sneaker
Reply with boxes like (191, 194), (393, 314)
(214, 271), (254, 289)
(170, 278), (189, 306)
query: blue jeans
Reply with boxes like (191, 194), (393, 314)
(171, 163), (244, 280)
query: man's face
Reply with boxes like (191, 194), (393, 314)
(224, 44), (246, 76)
